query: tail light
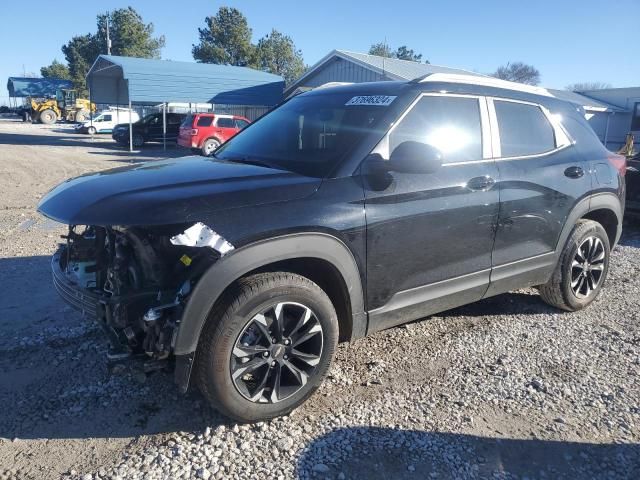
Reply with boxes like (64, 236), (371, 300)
(608, 153), (627, 177)
(190, 129), (198, 136)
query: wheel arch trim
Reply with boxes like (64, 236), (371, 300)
(173, 232), (366, 357)
(556, 193), (623, 254)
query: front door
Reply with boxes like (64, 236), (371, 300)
(364, 93), (500, 332)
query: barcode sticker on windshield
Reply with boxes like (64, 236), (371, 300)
(345, 95), (397, 106)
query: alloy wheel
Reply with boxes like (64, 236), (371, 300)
(205, 140), (219, 155)
(230, 302), (323, 403)
(570, 236), (606, 298)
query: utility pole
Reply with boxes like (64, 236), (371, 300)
(106, 12), (112, 55)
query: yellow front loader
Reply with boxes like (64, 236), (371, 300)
(30, 89), (96, 124)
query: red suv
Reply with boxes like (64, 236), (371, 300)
(178, 113), (251, 156)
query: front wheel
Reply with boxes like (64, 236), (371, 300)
(196, 272), (338, 422)
(538, 220), (610, 311)
(87, 126), (97, 135)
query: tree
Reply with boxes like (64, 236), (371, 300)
(95, 8), (165, 58)
(192, 7), (254, 65)
(369, 42), (427, 63)
(253, 29), (305, 85)
(62, 34), (101, 94)
(40, 60), (70, 79)
(369, 42), (393, 58)
(565, 82), (611, 92)
(492, 62), (540, 85)
(51, 7), (164, 95)
(394, 46), (423, 62)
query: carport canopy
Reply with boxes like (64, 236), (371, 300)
(86, 55), (285, 106)
(7, 77), (73, 98)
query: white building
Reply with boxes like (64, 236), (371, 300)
(550, 88), (640, 151)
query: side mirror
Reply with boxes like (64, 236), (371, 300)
(389, 141), (443, 174)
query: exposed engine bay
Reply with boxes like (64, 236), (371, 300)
(53, 224), (221, 368)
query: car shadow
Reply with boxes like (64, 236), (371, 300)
(0, 130), (190, 159)
(296, 427), (640, 479)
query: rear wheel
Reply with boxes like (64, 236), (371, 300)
(538, 220), (610, 311)
(201, 138), (220, 156)
(196, 272), (338, 422)
(39, 109), (57, 125)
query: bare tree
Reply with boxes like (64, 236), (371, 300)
(565, 82), (612, 92)
(492, 62), (540, 86)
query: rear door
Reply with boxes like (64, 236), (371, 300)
(486, 97), (589, 295)
(215, 116), (238, 143)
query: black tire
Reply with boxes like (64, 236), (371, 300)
(87, 126), (97, 135)
(196, 272), (338, 422)
(538, 220), (610, 311)
(39, 109), (56, 125)
(132, 133), (144, 148)
(201, 138), (220, 156)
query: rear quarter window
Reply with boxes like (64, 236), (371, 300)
(197, 116), (214, 127)
(495, 101), (556, 157)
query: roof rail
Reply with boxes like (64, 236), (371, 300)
(413, 73), (554, 97)
(315, 82), (354, 90)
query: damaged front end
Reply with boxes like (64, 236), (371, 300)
(52, 223), (231, 381)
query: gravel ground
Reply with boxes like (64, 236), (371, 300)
(0, 119), (638, 479)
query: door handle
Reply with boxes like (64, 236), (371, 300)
(467, 176), (496, 191)
(564, 166), (584, 179)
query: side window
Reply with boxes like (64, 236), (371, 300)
(216, 117), (235, 128)
(168, 115), (183, 125)
(197, 116), (214, 127)
(494, 101), (556, 157)
(103, 114), (112, 122)
(235, 119), (250, 129)
(389, 96), (483, 163)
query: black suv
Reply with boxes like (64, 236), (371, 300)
(38, 75), (626, 422)
(112, 112), (187, 148)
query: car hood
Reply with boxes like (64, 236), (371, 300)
(37, 156), (321, 226)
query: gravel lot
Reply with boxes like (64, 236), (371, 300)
(0, 118), (638, 479)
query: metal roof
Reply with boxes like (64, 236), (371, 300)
(285, 49), (484, 95)
(86, 55), (285, 106)
(547, 89), (626, 113)
(7, 77), (73, 98)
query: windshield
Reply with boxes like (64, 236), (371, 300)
(214, 92), (391, 177)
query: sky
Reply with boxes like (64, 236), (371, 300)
(1, 0), (638, 103)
